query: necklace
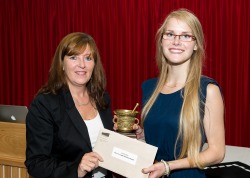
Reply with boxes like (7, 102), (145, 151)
(165, 84), (178, 88)
(77, 100), (90, 106)
(165, 82), (185, 88)
(74, 97), (90, 106)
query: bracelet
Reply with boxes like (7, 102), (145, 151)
(161, 160), (171, 177)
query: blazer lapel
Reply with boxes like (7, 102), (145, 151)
(96, 100), (113, 131)
(63, 89), (92, 150)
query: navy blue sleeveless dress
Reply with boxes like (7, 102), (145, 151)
(142, 76), (221, 178)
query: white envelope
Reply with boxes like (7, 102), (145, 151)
(93, 128), (158, 178)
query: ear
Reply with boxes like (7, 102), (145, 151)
(194, 44), (198, 51)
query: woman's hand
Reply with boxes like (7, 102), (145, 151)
(113, 122), (144, 140)
(113, 115), (120, 131)
(133, 124), (144, 139)
(77, 152), (103, 177)
(113, 122), (118, 131)
(142, 162), (166, 178)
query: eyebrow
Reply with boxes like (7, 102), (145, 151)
(83, 53), (92, 56)
(165, 30), (193, 34)
(66, 52), (92, 57)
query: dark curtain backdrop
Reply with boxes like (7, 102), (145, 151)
(0, 0), (249, 147)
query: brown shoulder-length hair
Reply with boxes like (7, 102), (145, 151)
(38, 32), (107, 108)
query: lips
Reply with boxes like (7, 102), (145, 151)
(76, 71), (87, 75)
(169, 48), (184, 53)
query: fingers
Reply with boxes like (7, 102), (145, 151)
(142, 166), (155, 174)
(133, 124), (140, 130)
(134, 125), (144, 139)
(142, 167), (159, 178)
(90, 151), (104, 162)
(134, 124), (142, 133)
(113, 123), (118, 131)
(78, 152), (103, 174)
(79, 161), (95, 173)
(141, 162), (165, 178)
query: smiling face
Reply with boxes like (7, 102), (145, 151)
(63, 44), (95, 88)
(161, 18), (197, 65)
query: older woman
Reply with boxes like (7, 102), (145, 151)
(25, 32), (113, 178)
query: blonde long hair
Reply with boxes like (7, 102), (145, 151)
(141, 9), (205, 168)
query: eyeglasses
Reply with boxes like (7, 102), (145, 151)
(162, 32), (196, 42)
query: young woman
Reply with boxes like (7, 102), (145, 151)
(135, 9), (225, 178)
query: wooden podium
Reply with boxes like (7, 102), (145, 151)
(0, 121), (31, 178)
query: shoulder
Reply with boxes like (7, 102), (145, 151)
(141, 78), (158, 102)
(28, 93), (57, 115)
(26, 93), (58, 125)
(29, 89), (66, 116)
(103, 91), (111, 101)
(103, 91), (112, 107)
(142, 78), (158, 92)
(201, 76), (222, 92)
(32, 90), (64, 108)
(95, 91), (112, 112)
(206, 84), (222, 99)
(201, 76), (220, 87)
(200, 75), (223, 102)
(32, 93), (57, 106)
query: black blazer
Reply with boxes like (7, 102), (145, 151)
(25, 88), (114, 178)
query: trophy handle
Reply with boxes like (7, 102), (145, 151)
(113, 115), (118, 123)
(134, 118), (139, 125)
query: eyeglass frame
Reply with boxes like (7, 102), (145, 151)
(162, 32), (196, 42)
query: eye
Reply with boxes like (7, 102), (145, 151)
(181, 34), (192, 39)
(166, 32), (174, 37)
(162, 32), (174, 40)
(85, 55), (93, 61)
(69, 56), (77, 60)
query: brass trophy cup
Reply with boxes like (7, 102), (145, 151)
(113, 109), (140, 133)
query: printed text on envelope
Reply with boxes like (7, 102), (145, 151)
(112, 147), (138, 165)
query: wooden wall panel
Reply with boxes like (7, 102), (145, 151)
(0, 122), (32, 178)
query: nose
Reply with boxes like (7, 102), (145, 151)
(78, 57), (86, 68)
(172, 35), (181, 45)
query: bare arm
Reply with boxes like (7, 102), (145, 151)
(199, 84), (225, 165)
